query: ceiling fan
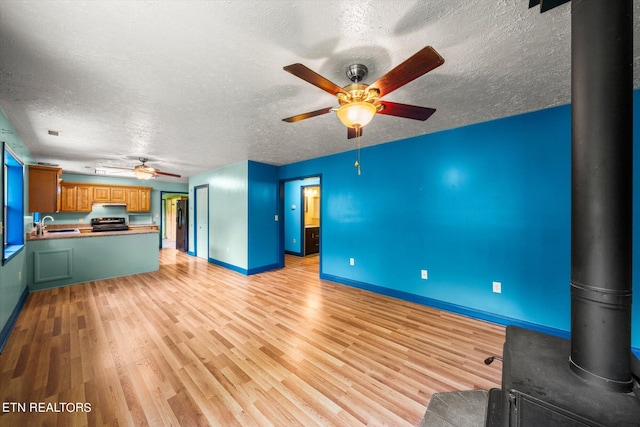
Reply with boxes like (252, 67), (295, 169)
(282, 46), (444, 139)
(101, 158), (181, 180)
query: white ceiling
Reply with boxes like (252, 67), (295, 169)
(0, 1), (638, 182)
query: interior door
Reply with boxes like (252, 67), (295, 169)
(195, 185), (209, 260)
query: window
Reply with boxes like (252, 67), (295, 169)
(2, 142), (24, 265)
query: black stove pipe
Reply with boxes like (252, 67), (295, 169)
(570, 0), (634, 392)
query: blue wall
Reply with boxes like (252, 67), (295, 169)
(248, 161), (280, 273)
(278, 98), (639, 350)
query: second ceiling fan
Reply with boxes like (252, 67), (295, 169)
(103, 158), (181, 180)
(282, 46), (444, 139)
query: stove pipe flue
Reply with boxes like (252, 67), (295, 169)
(570, 0), (634, 393)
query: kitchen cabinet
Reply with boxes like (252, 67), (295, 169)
(125, 187), (151, 212)
(28, 165), (62, 213)
(59, 183), (151, 212)
(139, 188), (150, 211)
(94, 185), (127, 203)
(111, 187), (127, 203)
(92, 186), (111, 202)
(60, 183), (77, 212)
(126, 188), (139, 211)
(76, 185), (93, 212)
(60, 183), (93, 212)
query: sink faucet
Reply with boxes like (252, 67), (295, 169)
(40, 215), (54, 234)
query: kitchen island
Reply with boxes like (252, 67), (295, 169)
(26, 227), (159, 291)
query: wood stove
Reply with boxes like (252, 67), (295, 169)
(486, 1), (640, 425)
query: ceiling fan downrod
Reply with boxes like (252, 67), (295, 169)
(345, 64), (368, 83)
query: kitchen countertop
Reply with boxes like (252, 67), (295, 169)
(27, 225), (158, 241)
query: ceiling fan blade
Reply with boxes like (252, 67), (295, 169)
(376, 101), (436, 121)
(282, 106), (334, 123)
(156, 170), (181, 178)
(283, 63), (349, 97)
(101, 166), (134, 171)
(347, 126), (363, 139)
(367, 46), (444, 98)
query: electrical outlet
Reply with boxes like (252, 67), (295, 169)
(493, 281), (502, 294)
(350, 258), (355, 266)
(18, 271), (22, 281)
(292, 238), (296, 244)
(421, 270), (428, 280)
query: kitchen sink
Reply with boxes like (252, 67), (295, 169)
(45, 228), (80, 234)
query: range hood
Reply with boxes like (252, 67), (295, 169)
(94, 202), (126, 207)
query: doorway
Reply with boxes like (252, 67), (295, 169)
(281, 176), (321, 267)
(161, 192), (188, 249)
(301, 184), (320, 256)
(194, 184), (209, 260)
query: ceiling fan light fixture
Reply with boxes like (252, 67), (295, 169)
(134, 170), (154, 180)
(134, 167), (155, 180)
(336, 102), (377, 128)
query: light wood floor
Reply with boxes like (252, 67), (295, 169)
(0, 250), (504, 426)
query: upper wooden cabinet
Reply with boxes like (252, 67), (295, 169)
(125, 187), (151, 212)
(76, 185), (94, 212)
(111, 187), (127, 203)
(58, 182), (152, 212)
(28, 165), (62, 213)
(60, 183), (93, 212)
(31, 174), (152, 213)
(59, 183), (77, 212)
(93, 185), (127, 203)
(92, 186), (111, 202)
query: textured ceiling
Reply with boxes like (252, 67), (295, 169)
(0, 1), (637, 182)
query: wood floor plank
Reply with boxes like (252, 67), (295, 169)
(0, 250), (504, 426)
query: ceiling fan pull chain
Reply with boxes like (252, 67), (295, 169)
(355, 130), (362, 175)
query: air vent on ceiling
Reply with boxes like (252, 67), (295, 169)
(48, 130), (60, 136)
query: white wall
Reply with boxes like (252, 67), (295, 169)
(189, 161), (248, 269)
